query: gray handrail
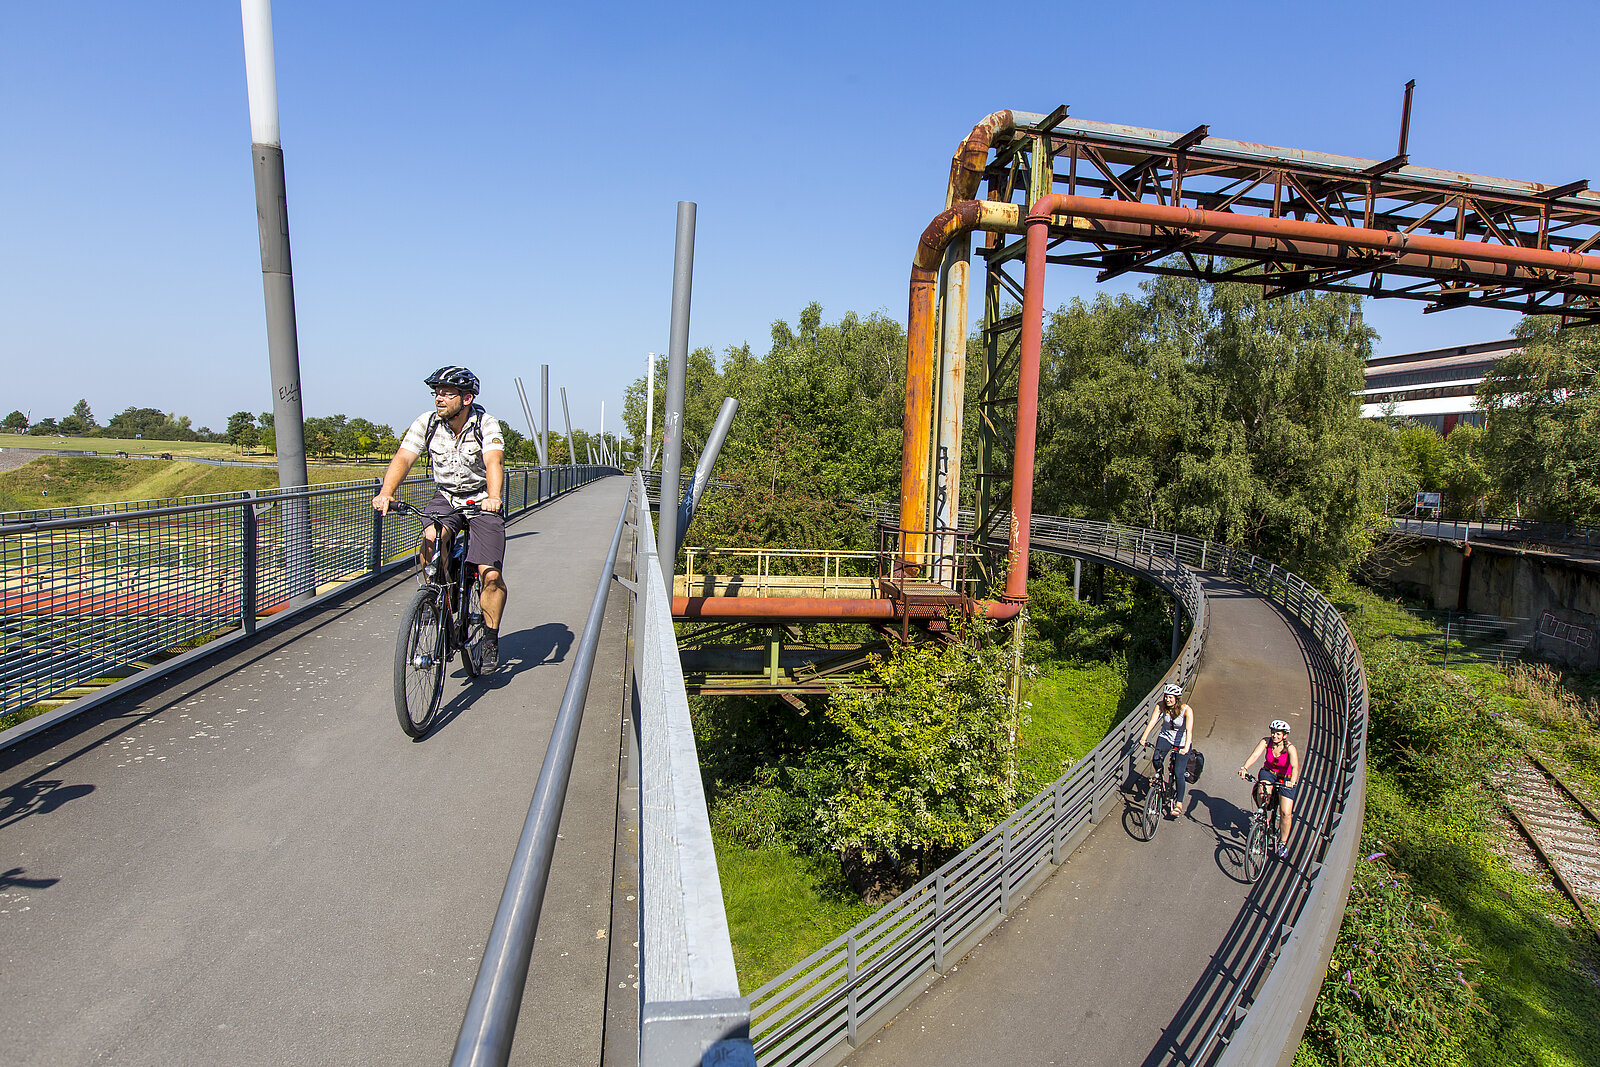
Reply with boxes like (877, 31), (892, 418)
(450, 480), (632, 1067)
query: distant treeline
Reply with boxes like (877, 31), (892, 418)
(2, 403), (615, 466)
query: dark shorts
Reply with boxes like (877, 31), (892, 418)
(1258, 769), (1298, 801)
(423, 492), (506, 572)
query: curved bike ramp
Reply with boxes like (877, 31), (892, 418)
(0, 477), (632, 1067)
(845, 572), (1344, 1067)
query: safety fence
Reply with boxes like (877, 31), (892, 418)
(748, 513), (1368, 1067)
(1391, 514), (1600, 550)
(0, 465), (614, 731)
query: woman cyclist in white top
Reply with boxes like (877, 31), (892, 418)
(1138, 683), (1194, 816)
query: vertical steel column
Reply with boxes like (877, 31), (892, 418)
(540, 364), (549, 473)
(369, 481), (383, 574)
(657, 201), (695, 591)
(643, 351), (656, 475)
(932, 235), (970, 585)
(241, 0), (313, 599)
(560, 388), (574, 467)
(241, 496), (258, 636)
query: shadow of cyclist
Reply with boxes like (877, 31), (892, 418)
(407, 623), (579, 740)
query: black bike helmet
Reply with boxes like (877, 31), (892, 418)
(424, 365), (480, 395)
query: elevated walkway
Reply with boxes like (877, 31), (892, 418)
(844, 571), (1342, 1066)
(0, 478), (632, 1067)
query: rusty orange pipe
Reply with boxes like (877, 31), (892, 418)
(1031, 194), (1600, 285)
(945, 110), (1016, 208)
(673, 595), (1023, 622)
(900, 201), (1023, 561)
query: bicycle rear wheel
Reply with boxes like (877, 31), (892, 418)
(395, 587), (446, 738)
(459, 573), (485, 677)
(1139, 774), (1163, 841)
(1244, 813), (1268, 882)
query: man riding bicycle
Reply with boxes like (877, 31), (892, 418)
(373, 366), (508, 672)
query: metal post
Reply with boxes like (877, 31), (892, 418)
(540, 364), (549, 473)
(560, 387), (575, 467)
(513, 377), (545, 466)
(676, 397), (737, 554)
(241, 495), (258, 636)
(1172, 610), (1182, 660)
(1073, 558), (1081, 600)
(643, 351), (656, 475)
(369, 481), (383, 574)
(241, 0), (313, 600)
(657, 201), (695, 591)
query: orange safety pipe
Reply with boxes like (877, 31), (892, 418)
(672, 595), (1023, 622)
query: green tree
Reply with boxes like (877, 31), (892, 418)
(1439, 422), (1493, 519)
(1032, 275), (1377, 579)
(3, 410), (28, 432)
(226, 411), (257, 446)
(1479, 319), (1600, 523)
(28, 417), (59, 436)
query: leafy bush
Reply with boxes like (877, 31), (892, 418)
(813, 619), (1017, 871)
(1298, 845), (1488, 1067)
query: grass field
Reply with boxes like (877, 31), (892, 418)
(0, 454), (382, 513)
(0, 432), (265, 461)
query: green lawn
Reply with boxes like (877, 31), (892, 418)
(0, 431), (262, 461)
(0, 455), (378, 513)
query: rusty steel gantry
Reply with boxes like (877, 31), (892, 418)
(678, 101), (1600, 695)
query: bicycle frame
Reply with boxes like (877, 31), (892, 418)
(389, 500), (479, 658)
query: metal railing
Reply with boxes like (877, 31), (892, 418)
(748, 513), (1368, 1067)
(1390, 514), (1600, 550)
(0, 465), (616, 738)
(628, 471), (755, 1065)
(450, 476), (632, 1067)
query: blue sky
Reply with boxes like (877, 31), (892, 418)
(5, 1), (1599, 436)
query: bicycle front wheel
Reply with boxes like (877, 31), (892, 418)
(395, 587), (446, 738)
(1139, 775), (1163, 841)
(1244, 813), (1269, 882)
(459, 573), (485, 677)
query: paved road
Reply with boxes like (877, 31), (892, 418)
(847, 574), (1342, 1067)
(0, 476), (633, 1067)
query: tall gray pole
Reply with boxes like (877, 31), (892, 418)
(241, 0), (313, 599)
(560, 388), (575, 466)
(513, 377), (546, 466)
(540, 364), (549, 471)
(676, 396), (737, 554)
(657, 201), (695, 588)
(643, 351), (656, 474)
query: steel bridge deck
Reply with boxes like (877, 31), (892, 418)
(0, 478), (632, 1067)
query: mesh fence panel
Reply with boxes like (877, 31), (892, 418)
(1, 466), (612, 718)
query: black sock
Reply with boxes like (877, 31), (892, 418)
(486, 627), (498, 639)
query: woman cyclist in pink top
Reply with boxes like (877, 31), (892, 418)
(1239, 720), (1299, 859)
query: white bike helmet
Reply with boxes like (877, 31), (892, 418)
(1269, 719), (1290, 733)
(1162, 683), (1183, 697)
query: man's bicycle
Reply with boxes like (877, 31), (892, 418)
(1241, 774), (1283, 882)
(386, 500), (490, 738)
(1135, 744), (1181, 841)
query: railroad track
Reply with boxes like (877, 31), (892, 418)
(1495, 754), (1600, 938)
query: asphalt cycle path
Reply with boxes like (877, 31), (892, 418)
(846, 572), (1344, 1067)
(0, 476), (633, 1067)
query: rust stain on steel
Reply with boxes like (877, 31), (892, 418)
(946, 110), (1016, 208)
(901, 202), (1022, 561)
(1027, 194), (1600, 285)
(672, 596), (1022, 623)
